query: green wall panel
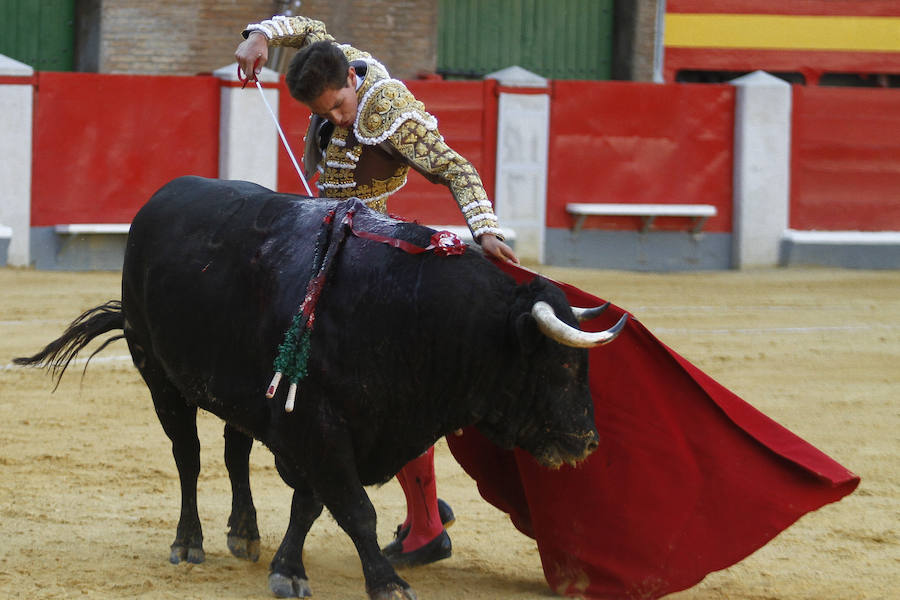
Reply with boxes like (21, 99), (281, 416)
(439, 0), (613, 80)
(0, 0), (75, 71)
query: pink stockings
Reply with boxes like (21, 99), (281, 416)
(396, 446), (443, 550)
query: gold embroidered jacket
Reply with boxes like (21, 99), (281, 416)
(243, 16), (504, 241)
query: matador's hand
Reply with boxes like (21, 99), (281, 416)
(479, 234), (519, 264)
(235, 32), (269, 81)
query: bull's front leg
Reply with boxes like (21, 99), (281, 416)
(308, 456), (414, 600)
(325, 490), (414, 600)
(223, 424), (260, 561)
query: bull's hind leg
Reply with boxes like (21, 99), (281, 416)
(224, 424), (261, 561)
(131, 346), (205, 564)
(268, 458), (323, 598)
(155, 393), (205, 564)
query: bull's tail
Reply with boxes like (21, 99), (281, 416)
(13, 300), (125, 389)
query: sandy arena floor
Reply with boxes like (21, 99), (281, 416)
(0, 266), (897, 599)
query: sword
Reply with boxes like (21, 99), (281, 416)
(238, 60), (314, 197)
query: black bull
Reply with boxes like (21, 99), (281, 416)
(16, 176), (626, 600)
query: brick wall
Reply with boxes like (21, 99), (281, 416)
(95, 0), (438, 79)
(98, 1), (274, 75)
(298, 0), (437, 79)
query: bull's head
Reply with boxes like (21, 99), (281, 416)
(480, 278), (627, 470)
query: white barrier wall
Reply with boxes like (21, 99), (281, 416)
(215, 64), (280, 190)
(730, 71), (792, 268)
(487, 66), (550, 264)
(0, 55), (34, 266)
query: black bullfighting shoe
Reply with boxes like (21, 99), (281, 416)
(390, 498), (456, 545)
(437, 498), (456, 529)
(382, 529), (452, 568)
(382, 499), (455, 567)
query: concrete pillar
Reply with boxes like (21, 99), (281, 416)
(214, 63), (281, 190)
(0, 55), (34, 266)
(613, 0), (666, 82)
(730, 71), (792, 268)
(486, 66), (550, 264)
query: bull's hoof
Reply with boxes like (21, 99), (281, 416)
(370, 584), (417, 600)
(268, 573), (312, 598)
(227, 508), (260, 561)
(169, 544), (205, 565)
(227, 534), (261, 562)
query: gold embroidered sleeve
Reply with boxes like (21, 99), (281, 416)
(242, 15), (334, 48)
(243, 16), (373, 62)
(388, 121), (504, 241)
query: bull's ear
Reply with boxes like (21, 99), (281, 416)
(514, 312), (543, 354)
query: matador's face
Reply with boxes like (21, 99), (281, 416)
(306, 66), (359, 130)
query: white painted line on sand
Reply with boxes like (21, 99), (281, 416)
(2, 354), (133, 371)
(653, 324), (897, 335)
(0, 319), (73, 327)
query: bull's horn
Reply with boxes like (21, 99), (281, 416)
(532, 301), (628, 348)
(572, 302), (611, 322)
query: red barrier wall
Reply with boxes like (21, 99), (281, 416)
(31, 72), (220, 227)
(791, 86), (900, 231)
(276, 81), (313, 196)
(277, 78), (498, 226)
(547, 80), (735, 233)
(28, 73), (899, 237)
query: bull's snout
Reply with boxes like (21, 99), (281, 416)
(537, 428), (600, 470)
(575, 428), (600, 463)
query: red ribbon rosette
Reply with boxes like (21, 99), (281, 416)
(427, 231), (467, 256)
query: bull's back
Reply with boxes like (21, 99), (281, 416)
(128, 176), (312, 259)
(125, 176), (322, 304)
(122, 177), (324, 410)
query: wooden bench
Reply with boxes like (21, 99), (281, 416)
(0, 224), (11, 265)
(54, 224), (131, 235)
(566, 203), (717, 234)
(783, 229), (900, 245)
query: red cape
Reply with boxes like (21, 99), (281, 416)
(446, 262), (859, 599)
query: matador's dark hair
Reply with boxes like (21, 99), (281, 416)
(286, 41), (351, 104)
